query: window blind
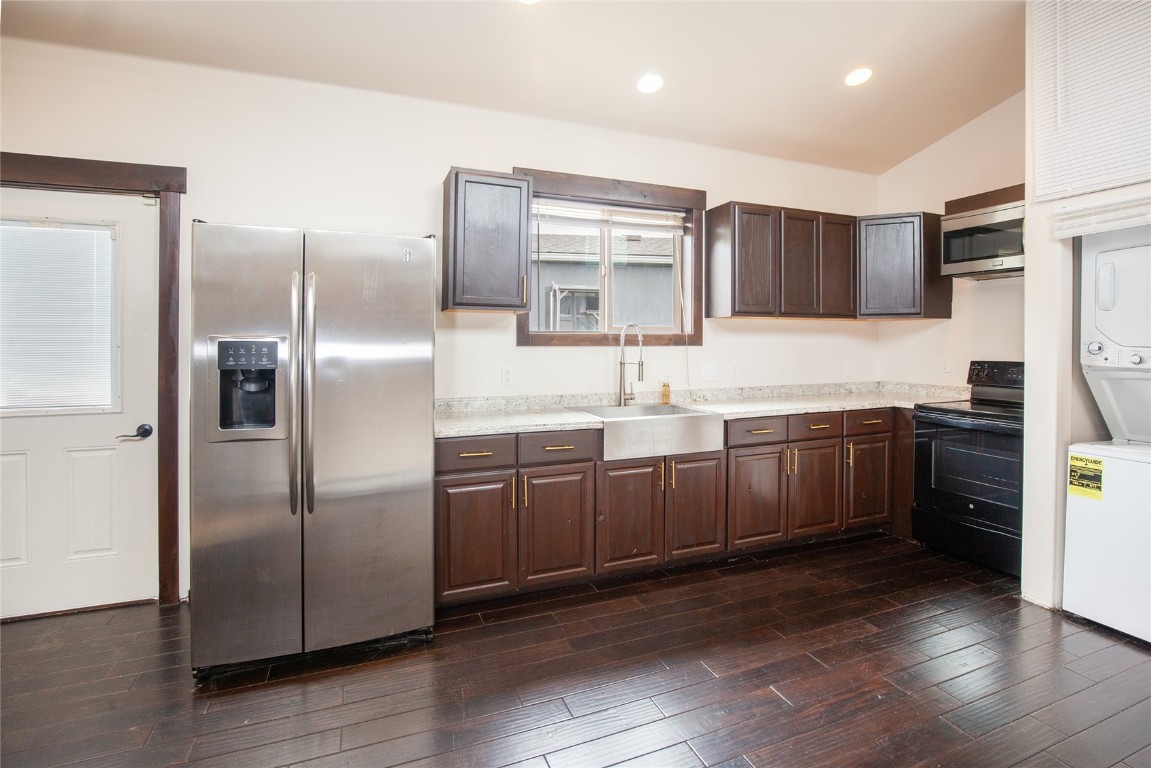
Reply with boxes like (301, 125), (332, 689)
(1033, 0), (1151, 201)
(0, 221), (117, 411)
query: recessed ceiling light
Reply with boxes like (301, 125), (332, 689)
(636, 73), (664, 94)
(845, 68), (873, 87)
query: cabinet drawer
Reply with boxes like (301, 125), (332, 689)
(844, 408), (893, 436)
(726, 416), (788, 447)
(435, 434), (517, 473)
(517, 429), (599, 466)
(787, 411), (844, 439)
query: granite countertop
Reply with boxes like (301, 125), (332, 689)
(434, 383), (968, 438)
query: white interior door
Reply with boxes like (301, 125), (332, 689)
(0, 188), (159, 618)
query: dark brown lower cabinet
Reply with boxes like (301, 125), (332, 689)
(596, 450), (727, 574)
(596, 459), (665, 575)
(787, 437), (844, 537)
(665, 451), (727, 563)
(844, 433), (892, 528)
(435, 469), (517, 604)
(519, 462), (595, 589)
(727, 444), (788, 551)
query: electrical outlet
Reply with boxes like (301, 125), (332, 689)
(941, 358), (951, 374)
(501, 367), (513, 386)
(703, 363), (718, 381)
(730, 365), (739, 379)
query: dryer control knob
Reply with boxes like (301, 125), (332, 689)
(1087, 341), (1104, 354)
(1130, 353), (1144, 365)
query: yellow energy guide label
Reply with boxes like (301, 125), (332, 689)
(1068, 454), (1104, 500)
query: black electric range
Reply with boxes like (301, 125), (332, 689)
(912, 361), (1025, 576)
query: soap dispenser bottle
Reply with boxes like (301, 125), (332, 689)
(661, 381), (671, 405)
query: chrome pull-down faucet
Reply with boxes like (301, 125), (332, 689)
(618, 323), (644, 406)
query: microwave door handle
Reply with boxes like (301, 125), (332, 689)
(1097, 261), (1116, 311)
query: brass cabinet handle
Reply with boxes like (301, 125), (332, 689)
(543, 445), (575, 451)
(523, 476), (528, 508)
(521, 274), (527, 304)
(510, 476), (516, 509)
(786, 448), (792, 475)
(861, 419), (884, 425)
(659, 461), (665, 491)
(808, 424), (832, 430)
(459, 451), (493, 458)
(671, 460), (677, 490)
(749, 429), (775, 434)
(847, 441), (854, 466)
(791, 448), (798, 474)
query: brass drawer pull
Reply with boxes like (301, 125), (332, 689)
(808, 424), (832, 430)
(458, 451), (494, 458)
(543, 445), (575, 451)
(749, 429), (775, 434)
(847, 441), (854, 466)
(861, 419), (884, 425)
(511, 476), (516, 509)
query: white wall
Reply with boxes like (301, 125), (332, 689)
(1, 37), (1026, 598)
(875, 92), (1027, 385)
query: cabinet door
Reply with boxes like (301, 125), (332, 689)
(734, 204), (781, 315)
(780, 208), (820, 315)
(845, 434), (892, 528)
(787, 438), (843, 537)
(435, 469), (517, 604)
(819, 213), (857, 317)
(728, 445), (788, 552)
(858, 214), (923, 316)
(442, 168), (531, 311)
(596, 459), (664, 574)
(666, 451), (727, 563)
(519, 463), (595, 589)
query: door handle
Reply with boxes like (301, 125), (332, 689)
(115, 424), (153, 439)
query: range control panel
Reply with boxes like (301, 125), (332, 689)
(217, 340), (278, 370)
(968, 361), (1024, 388)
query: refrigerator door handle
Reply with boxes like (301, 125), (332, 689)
(289, 271), (301, 515)
(303, 271), (317, 514)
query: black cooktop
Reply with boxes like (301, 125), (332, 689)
(916, 398), (1024, 422)
(914, 361), (1025, 425)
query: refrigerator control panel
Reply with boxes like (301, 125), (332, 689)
(217, 340), (278, 370)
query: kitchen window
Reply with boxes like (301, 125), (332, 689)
(514, 168), (705, 347)
(529, 201), (684, 333)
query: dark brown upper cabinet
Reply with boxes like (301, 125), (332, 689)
(857, 212), (951, 318)
(706, 202), (781, 316)
(707, 202), (855, 318)
(442, 167), (531, 311)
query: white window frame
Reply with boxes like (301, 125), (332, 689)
(530, 199), (687, 334)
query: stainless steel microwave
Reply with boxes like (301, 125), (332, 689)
(940, 201), (1024, 279)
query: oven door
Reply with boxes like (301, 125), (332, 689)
(912, 411), (1023, 575)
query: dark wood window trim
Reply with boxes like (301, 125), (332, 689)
(1, 151), (187, 606)
(512, 168), (705, 347)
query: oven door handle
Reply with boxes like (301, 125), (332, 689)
(913, 411), (1024, 436)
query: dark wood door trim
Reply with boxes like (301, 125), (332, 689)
(1, 152), (187, 605)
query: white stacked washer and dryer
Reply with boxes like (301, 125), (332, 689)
(1064, 224), (1151, 643)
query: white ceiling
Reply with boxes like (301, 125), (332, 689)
(0, 0), (1027, 174)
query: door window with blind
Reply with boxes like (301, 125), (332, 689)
(0, 219), (120, 413)
(529, 200), (686, 334)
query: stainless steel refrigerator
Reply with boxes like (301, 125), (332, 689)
(190, 223), (434, 673)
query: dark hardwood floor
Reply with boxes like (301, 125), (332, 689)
(3, 533), (1149, 768)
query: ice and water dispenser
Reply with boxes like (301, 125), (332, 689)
(206, 337), (287, 441)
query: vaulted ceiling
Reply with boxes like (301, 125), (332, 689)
(0, 1), (1027, 174)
